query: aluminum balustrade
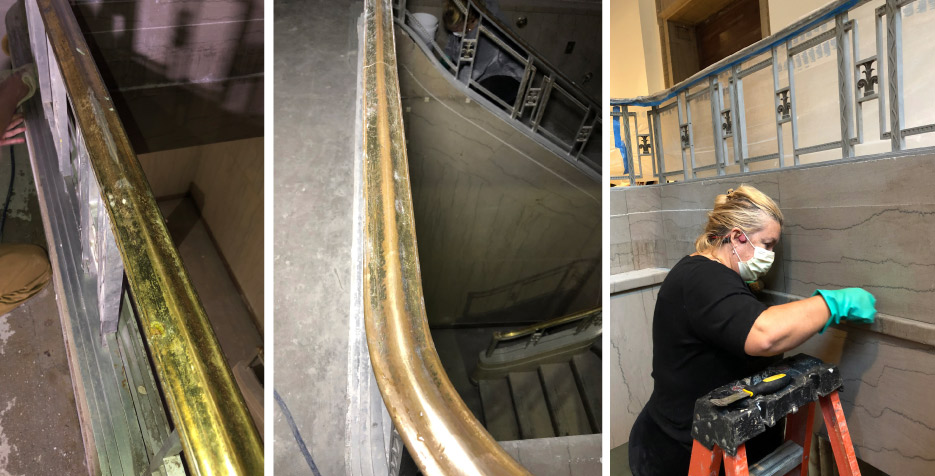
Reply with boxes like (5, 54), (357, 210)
(393, 0), (602, 180)
(611, 0), (935, 186)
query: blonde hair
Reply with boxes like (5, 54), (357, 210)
(443, 1), (477, 31)
(694, 184), (783, 254)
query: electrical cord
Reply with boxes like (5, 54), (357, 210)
(0, 144), (14, 242)
(274, 389), (322, 476)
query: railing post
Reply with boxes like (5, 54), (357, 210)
(786, 41), (800, 166)
(732, 66), (748, 172)
(836, 13), (855, 158)
(677, 92), (692, 180)
(709, 77), (725, 175)
(886, 0), (905, 150)
(652, 106), (665, 183)
(771, 46), (786, 167)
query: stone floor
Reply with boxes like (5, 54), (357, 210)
(272, 0), (362, 474)
(0, 143), (87, 474)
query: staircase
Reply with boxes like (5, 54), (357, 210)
(477, 348), (601, 441)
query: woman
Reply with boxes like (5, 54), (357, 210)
(628, 184), (876, 475)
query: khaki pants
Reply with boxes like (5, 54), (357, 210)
(0, 243), (51, 315)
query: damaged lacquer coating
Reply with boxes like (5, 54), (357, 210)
(33, 0), (262, 473)
(360, 0), (529, 474)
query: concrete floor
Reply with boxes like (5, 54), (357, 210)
(273, 0), (362, 474)
(0, 143), (87, 474)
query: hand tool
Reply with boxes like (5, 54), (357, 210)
(709, 373), (792, 406)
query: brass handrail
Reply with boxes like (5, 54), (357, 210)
(34, 0), (262, 473)
(485, 306), (601, 357)
(361, 0), (529, 473)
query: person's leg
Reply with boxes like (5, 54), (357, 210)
(0, 243), (51, 314)
(629, 410), (693, 476)
(478, 75), (519, 106)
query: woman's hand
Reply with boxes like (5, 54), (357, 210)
(0, 114), (25, 146)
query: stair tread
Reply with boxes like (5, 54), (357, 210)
(478, 378), (520, 441)
(571, 351), (602, 432)
(509, 371), (556, 439)
(540, 363), (591, 436)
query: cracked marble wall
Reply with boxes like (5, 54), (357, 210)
(395, 27), (601, 326)
(609, 152), (935, 473)
(609, 277), (658, 449)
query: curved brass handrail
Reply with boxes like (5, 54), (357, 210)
(361, 0), (530, 474)
(35, 0), (262, 473)
(496, 306), (601, 341)
(486, 306), (601, 357)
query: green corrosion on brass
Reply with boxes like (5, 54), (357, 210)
(36, 0), (262, 473)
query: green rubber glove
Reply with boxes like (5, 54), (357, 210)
(812, 288), (877, 334)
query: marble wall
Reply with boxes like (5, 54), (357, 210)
(609, 152), (935, 474)
(395, 27), (601, 326)
(608, 269), (665, 449)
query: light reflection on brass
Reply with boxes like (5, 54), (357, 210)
(361, 0), (530, 474)
(34, 0), (262, 473)
(495, 306), (601, 341)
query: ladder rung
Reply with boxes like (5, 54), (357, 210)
(750, 440), (804, 476)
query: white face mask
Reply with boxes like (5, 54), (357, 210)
(453, 31), (463, 37)
(733, 231), (774, 281)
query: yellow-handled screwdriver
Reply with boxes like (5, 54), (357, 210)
(710, 373), (792, 407)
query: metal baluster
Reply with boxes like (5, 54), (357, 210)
(786, 41), (800, 166)
(676, 93), (690, 180)
(732, 65), (749, 172)
(886, 0), (905, 150)
(771, 47), (786, 167)
(836, 13), (856, 158)
(647, 111), (658, 180)
(652, 106), (665, 183)
(710, 77), (725, 175)
(876, 6), (888, 140)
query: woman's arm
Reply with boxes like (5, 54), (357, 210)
(744, 296), (830, 356)
(745, 288), (877, 356)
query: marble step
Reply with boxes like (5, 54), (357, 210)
(508, 370), (556, 439)
(478, 377), (521, 441)
(539, 363), (592, 437)
(571, 351), (602, 432)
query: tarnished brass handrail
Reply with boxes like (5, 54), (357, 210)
(34, 0), (262, 473)
(485, 306), (601, 357)
(361, 0), (529, 473)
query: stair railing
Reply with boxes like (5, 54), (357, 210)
(484, 306), (602, 358)
(612, 0), (935, 186)
(9, 0), (262, 473)
(361, 0), (530, 474)
(392, 0), (601, 179)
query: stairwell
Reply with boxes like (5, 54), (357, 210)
(478, 350), (602, 441)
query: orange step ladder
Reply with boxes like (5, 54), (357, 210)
(688, 354), (861, 476)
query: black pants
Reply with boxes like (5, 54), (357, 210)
(629, 409), (784, 475)
(629, 410), (691, 476)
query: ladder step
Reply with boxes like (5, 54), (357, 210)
(750, 440), (804, 476)
(478, 378), (520, 441)
(509, 371), (555, 439)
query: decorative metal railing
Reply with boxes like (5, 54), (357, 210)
(361, 0), (530, 473)
(393, 0), (601, 180)
(484, 306), (601, 358)
(611, 0), (935, 185)
(9, 0), (262, 473)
